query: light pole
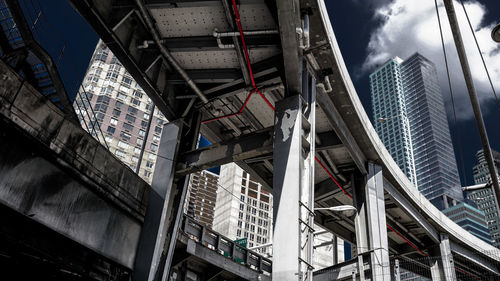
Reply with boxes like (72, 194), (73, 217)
(377, 114), (418, 189)
(314, 205), (357, 217)
(492, 23), (500, 43)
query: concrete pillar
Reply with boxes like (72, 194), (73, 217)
(392, 259), (401, 281)
(439, 234), (456, 281)
(353, 162), (391, 281)
(429, 234), (456, 281)
(272, 68), (315, 280)
(133, 116), (200, 281)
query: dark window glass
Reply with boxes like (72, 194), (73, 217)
(107, 126), (115, 134)
(128, 106), (138, 115)
(125, 114), (136, 123)
(123, 123), (134, 131)
(112, 109), (121, 116)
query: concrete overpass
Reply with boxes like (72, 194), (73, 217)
(1, 0), (500, 280)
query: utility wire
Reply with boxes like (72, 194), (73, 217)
(434, 0), (467, 185)
(459, 0), (500, 112)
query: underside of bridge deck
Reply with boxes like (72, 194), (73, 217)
(19, 0), (500, 280)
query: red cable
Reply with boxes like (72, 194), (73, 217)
(386, 225), (427, 256)
(231, 0), (256, 88)
(201, 0), (273, 124)
(315, 156), (352, 199)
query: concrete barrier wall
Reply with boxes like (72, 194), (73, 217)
(0, 60), (150, 268)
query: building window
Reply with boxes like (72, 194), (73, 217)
(122, 76), (133, 86)
(146, 161), (154, 168)
(153, 135), (160, 142)
(120, 131), (131, 140)
(96, 95), (110, 105)
(110, 118), (118, 126)
(141, 120), (148, 127)
(150, 144), (158, 152)
(114, 149), (126, 158)
(143, 113), (150, 119)
(123, 123), (134, 131)
(134, 90), (143, 98)
(134, 147), (141, 154)
(112, 109), (121, 117)
(154, 126), (162, 134)
(128, 106), (138, 115)
(136, 138), (143, 146)
(117, 141), (129, 149)
(115, 100), (123, 108)
(143, 170), (152, 178)
(131, 98), (141, 106)
(107, 126), (116, 134)
(125, 114), (136, 123)
(117, 92), (127, 100)
(139, 129), (146, 137)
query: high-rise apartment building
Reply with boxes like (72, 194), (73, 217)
(185, 170), (219, 228)
(370, 53), (463, 210)
(74, 41), (168, 183)
(212, 163), (273, 254)
(467, 149), (500, 247)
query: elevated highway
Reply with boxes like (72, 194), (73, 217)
(1, 0), (499, 280)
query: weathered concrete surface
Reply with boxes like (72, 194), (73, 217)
(0, 60), (150, 268)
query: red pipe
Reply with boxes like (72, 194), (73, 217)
(315, 156), (352, 199)
(201, 0), (274, 124)
(387, 225), (427, 256)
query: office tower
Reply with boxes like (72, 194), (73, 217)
(370, 53), (463, 210)
(212, 163), (273, 254)
(466, 149), (500, 247)
(442, 201), (491, 243)
(74, 41), (168, 184)
(185, 170), (219, 228)
(370, 57), (417, 186)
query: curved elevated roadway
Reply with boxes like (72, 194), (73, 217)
(68, 0), (500, 279)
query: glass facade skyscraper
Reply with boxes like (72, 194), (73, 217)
(370, 53), (463, 210)
(467, 149), (500, 247)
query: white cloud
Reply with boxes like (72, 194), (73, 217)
(363, 0), (500, 120)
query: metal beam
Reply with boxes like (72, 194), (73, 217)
(133, 112), (200, 281)
(450, 242), (500, 276)
(69, 0), (178, 120)
(316, 89), (367, 174)
(166, 68), (241, 84)
(383, 179), (439, 243)
(275, 0), (302, 97)
(177, 127), (273, 175)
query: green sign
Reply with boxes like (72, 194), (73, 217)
(234, 238), (247, 248)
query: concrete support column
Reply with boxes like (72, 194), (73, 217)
(272, 68), (315, 280)
(353, 162), (391, 281)
(392, 259), (400, 281)
(429, 234), (456, 281)
(439, 234), (456, 281)
(133, 115), (200, 281)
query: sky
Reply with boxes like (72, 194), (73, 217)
(38, 0), (500, 186)
(325, 0), (500, 185)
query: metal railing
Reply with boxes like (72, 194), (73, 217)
(181, 215), (272, 275)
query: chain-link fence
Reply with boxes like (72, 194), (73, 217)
(315, 252), (500, 281)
